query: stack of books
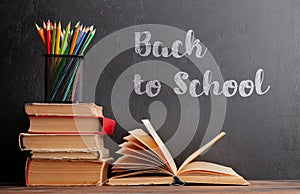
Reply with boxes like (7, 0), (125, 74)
(19, 102), (115, 186)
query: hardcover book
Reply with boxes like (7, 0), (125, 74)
(24, 102), (115, 135)
(27, 115), (115, 135)
(24, 102), (103, 116)
(19, 133), (105, 151)
(30, 149), (109, 160)
(26, 158), (112, 186)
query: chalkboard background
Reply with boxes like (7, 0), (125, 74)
(1, 0), (300, 185)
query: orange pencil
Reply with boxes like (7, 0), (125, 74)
(69, 26), (80, 54)
(35, 23), (46, 48)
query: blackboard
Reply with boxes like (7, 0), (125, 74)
(1, 0), (300, 184)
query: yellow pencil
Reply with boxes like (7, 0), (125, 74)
(55, 21), (61, 54)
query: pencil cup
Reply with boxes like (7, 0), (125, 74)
(44, 54), (84, 102)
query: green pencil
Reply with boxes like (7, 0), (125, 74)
(61, 21), (71, 54)
(80, 28), (96, 55)
(51, 22), (56, 54)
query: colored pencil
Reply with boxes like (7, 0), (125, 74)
(61, 28), (96, 100)
(35, 23), (46, 48)
(35, 20), (96, 101)
(81, 28), (96, 55)
(51, 22), (56, 54)
(76, 25), (83, 48)
(69, 27), (79, 54)
(61, 22), (71, 54)
(45, 21), (51, 54)
(55, 21), (61, 54)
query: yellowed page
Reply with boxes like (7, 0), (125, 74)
(178, 132), (225, 174)
(178, 161), (238, 176)
(122, 136), (165, 163)
(108, 176), (173, 186)
(117, 148), (166, 167)
(113, 155), (158, 167)
(179, 174), (250, 185)
(129, 128), (175, 174)
(113, 169), (169, 178)
(177, 162), (249, 185)
(112, 165), (158, 171)
(142, 119), (177, 175)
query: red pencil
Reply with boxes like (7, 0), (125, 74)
(42, 21), (47, 42)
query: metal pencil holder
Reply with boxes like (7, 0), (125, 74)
(44, 54), (84, 102)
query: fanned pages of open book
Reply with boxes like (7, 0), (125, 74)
(107, 119), (250, 186)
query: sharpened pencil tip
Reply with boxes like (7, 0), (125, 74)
(35, 23), (40, 29)
(66, 22), (71, 29)
(89, 25), (94, 31)
(75, 21), (80, 27)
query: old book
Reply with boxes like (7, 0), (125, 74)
(24, 102), (115, 134)
(25, 158), (112, 186)
(27, 115), (115, 134)
(108, 119), (250, 186)
(19, 133), (105, 151)
(24, 102), (103, 116)
(30, 149), (110, 160)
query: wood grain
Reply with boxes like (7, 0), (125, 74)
(0, 180), (299, 193)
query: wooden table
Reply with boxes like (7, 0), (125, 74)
(1, 180), (299, 193)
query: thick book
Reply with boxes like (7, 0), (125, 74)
(30, 149), (109, 160)
(24, 102), (103, 116)
(27, 115), (115, 135)
(25, 158), (112, 186)
(19, 133), (105, 151)
(108, 119), (250, 186)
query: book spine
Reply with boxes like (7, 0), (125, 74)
(27, 131), (103, 135)
(25, 157), (31, 186)
(97, 160), (110, 186)
(27, 117), (115, 135)
(28, 115), (104, 119)
(18, 133), (26, 150)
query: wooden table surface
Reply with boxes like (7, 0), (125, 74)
(0, 180), (299, 194)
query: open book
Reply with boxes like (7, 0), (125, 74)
(108, 119), (250, 186)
